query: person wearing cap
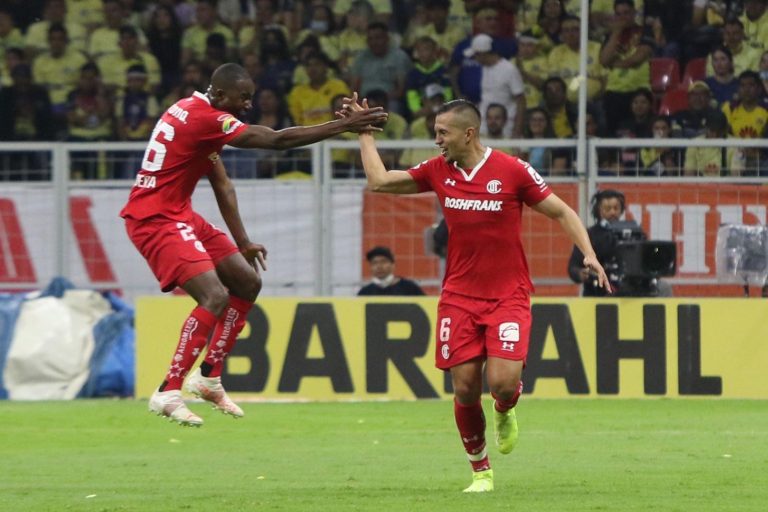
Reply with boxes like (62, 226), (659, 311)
(671, 80), (718, 138)
(683, 109), (743, 176)
(705, 45), (739, 106)
(463, 33), (525, 137)
(357, 246), (426, 296)
(449, 7), (517, 105)
(97, 25), (160, 95)
(405, 35), (454, 120)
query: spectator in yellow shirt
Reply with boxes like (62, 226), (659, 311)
(548, 15), (605, 103)
(97, 25), (161, 96)
(287, 51), (350, 126)
(181, 0), (236, 65)
(32, 23), (87, 119)
(25, 0), (87, 57)
(88, 0), (148, 60)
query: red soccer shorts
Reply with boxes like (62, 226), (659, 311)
(434, 288), (531, 370)
(125, 212), (239, 292)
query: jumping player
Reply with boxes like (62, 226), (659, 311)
(348, 98), (609, 491)
(121, 64), (387, 426)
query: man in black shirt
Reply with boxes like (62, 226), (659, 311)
(568, 189), (635, 296)
(358, 246), (425, 296)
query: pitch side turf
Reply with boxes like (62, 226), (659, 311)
(0, 399), (764, 511)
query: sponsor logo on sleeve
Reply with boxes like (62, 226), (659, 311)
(219, 115), (243, 135)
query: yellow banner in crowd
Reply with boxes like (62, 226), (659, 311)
(136, 297), (768, 400)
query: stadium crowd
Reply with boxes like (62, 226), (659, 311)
(1, 0), (767, 178)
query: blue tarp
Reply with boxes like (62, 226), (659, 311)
(0, 278), (135, 399)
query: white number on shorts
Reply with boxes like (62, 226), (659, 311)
(177, 222), (206, 252)
(177, 222), (196, 241)
(141, 120), (175, 172)
(439, 317), (451, 342)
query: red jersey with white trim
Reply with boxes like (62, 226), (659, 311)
(407, 148), (551, 299)
(120, 91), (248, 221)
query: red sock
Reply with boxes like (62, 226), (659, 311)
(163, 306), (218, 391)
(493, 379), (524, 413)
(454, 398), (490, 472)
(203, 295), (253, 377)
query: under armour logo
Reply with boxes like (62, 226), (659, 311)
(501, 342), (516, 352)
(445, 178), (456, 186)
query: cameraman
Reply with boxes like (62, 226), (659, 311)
(568, 189), (640, 296)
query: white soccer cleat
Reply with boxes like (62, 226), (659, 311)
(185, 368), (244, 418)
(149, 389), (203, 427)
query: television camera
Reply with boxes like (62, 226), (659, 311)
(604, 220), (677, 297)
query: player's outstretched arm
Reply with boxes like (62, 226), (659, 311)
(227, 101), (388, 151)
(532, 194), (611, 292)
(358, 132), (419, 194)
(208, 159), (267, 270)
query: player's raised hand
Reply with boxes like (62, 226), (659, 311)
(583, 255), (611, 294)
(240, 242), (267, 271)
(338, 92), (387, 133)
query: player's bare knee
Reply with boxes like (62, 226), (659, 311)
(199, 286), (230, 316)
(489, 377), (520, 401)
(453, 381), (482, 404)
(231, 271), (261, 302)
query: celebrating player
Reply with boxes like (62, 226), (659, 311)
(348, 97), (609, 491)
(121, 63), (387, 427)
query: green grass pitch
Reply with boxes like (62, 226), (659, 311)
(0, 399), (765, 511)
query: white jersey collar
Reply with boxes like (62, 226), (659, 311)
(193, 91), (211, 104)
(452, 146), (492, 181)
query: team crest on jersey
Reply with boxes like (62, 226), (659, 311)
(487, 180), (502, 194)
(219, 115), (243, 135)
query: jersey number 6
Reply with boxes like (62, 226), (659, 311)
(141, 121), (175, 172)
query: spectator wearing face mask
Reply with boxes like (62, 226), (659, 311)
(357, 246), (426, 296)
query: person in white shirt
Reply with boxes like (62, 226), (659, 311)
(463, 33), (525, 137)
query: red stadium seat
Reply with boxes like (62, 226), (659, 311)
(658, 88), (689, 116)
(650, 58), (681, 94)
(681, 58), (707, 89)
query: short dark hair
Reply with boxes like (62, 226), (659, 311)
(436, 99), (481, 122)
(367, 246), (394, 262)
(591, 189), (625, 221)
(367, 21), (389, 33)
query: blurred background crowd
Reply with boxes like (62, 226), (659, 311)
(1, 0), (767, 178)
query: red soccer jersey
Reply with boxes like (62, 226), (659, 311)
(407, 148), (552, 299)
(120, 91), (248, 221)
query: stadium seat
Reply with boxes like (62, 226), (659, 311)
(650, 58), (681, 95)
(658, 88), (689, 116)
(681, 58), (707, 90)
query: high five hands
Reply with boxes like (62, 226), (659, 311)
(336, 92), (387, 133)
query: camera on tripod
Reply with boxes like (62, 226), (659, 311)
(606, 220), (677, 296)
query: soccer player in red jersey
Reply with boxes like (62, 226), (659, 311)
(349, 98), (610, 491)
(121, 63), (387, 427)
